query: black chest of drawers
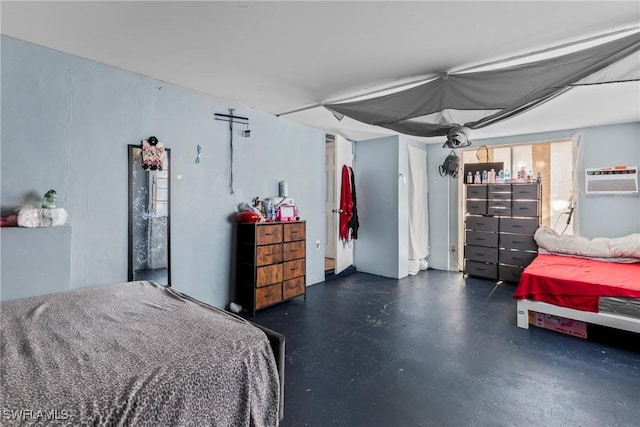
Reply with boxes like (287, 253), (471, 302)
(464, 183), (541, 282)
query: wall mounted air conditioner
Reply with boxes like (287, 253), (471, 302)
(585, 166), (638, 195)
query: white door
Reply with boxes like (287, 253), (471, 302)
(325, 140), (336, 259)
(334, 135), (354, 274)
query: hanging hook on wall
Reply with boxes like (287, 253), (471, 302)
(195, 145), (202, 164)
(215, 108), (250, 194)
(476, 145), (489, 162)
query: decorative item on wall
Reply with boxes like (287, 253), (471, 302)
(215, 108), (250, 194)
(141, 136), (165, 171)
(195, 144), (202, 164)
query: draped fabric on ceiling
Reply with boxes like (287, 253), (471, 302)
(325, 31), (640, 138)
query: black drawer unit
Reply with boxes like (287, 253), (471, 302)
(466, 230), (499, 247)
(488, 184), (511, 195)
(465, 261), (498, 280)
(465, 215), (499, 232)
(487, 200), (512, 216)
(466, 200), (487, 215)
(465, 245), (498, 264)
(499, 233), (537, 251)
(511, 201), (539, 217)
(466, 184), (487, 199)
(499, 249), (537, 267)
(499, 265), (525, 283)
(512, 184), (539, 199)
(464, 182), (541, 283)
(500, 217), (539, 234)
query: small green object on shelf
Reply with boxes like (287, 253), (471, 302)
(42, 189), (57, 209)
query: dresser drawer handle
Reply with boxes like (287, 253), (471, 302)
(512, 257), (523, 260)
(290, 267), (297, 271)
(512, 225), (522, 228)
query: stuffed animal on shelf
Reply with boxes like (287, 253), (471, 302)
(42, 189), (57, 209)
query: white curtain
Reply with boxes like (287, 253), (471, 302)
(407, 145), (430, 275)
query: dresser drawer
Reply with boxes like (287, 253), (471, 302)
(283, 240), (305, 261)
(488, 185), (511, 200)
(465, 245), (498, 264)
(487, 200), (511, 216)
(489, 184), (511, 194)
(257, 224), (283, 245)
(256, 264), (283, 287)
(466, 200), (487, 215)
(283, 276), (305, 299)
(466, 230), (498, 247)
(498, 265), (524, 283)
(256, 244), (283, 266)
(511, 201), (538, 217)
(499, 233), (537, 251)
(466, 184), (487, 199)
(465, 260), (497, 280)
(488, 191), (511, 200)
(256, 284), (283, 309)
(283, 259), (305, 280)
(500, 217), (539, 235)
(499, 249), (537, 267)
(465, 215), (499, 232)
(512, 184), (539, 200)
(284, 222), (305, 242)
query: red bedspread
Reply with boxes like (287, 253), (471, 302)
(513, 253), (640, 312)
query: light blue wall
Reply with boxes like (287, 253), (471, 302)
(0, 36), (326, 307)
(353, 135), (420, 279)
(426, 122), (640, 270)
(353, 136), (402, 278)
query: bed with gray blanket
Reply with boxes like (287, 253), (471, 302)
(0, 281), (281, 426)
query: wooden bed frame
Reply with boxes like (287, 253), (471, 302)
(517, 299), (640, 333)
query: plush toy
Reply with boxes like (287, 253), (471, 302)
(42, 189), (57, 209)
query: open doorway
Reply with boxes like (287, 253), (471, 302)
(325, 135), (336, 275)
(324, 134), (355, 278)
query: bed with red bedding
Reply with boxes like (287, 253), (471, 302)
(514, 253), (640, 333)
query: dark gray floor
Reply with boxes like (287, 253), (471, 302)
(247, 270), (640, 427)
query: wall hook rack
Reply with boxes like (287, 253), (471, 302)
(215, 108), (250, 194)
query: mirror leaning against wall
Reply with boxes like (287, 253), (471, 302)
(128, 143), (171, 286)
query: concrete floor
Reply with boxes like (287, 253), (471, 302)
(248, 270), (640, 427)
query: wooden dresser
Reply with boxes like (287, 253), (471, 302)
(236, 221), (306, 315)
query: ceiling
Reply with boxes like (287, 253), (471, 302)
(2, 1), (639, 143)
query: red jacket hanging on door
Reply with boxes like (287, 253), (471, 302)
(339, 165), (353, 241)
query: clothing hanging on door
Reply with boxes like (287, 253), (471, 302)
(348, 166), (359, 240)
(339, 165), (353, 242)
